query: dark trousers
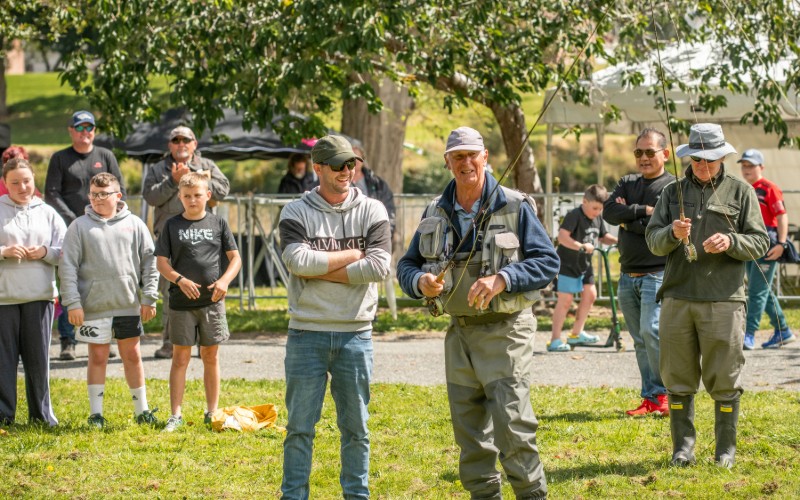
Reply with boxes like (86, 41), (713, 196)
(0, 301), (58, 426)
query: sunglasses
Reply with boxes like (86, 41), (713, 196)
(73, 124), (95, 133)
(89, 191), (119, 200)
(171, 137), (193, 144)
(633, 148), (664, 158)
(321, 159), (357, 172)
(689, 155), (720, 162)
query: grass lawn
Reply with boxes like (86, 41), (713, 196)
(1, 379), (798, 498)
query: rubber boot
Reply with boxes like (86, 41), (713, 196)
(668, 394), (696, 466)
(714, 399), (740, 469)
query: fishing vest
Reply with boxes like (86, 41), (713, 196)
(416, 187), (540, 316)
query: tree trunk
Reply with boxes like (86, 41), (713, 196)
(489, 102), (542, 194)
(0, 45), (7, 119)
(340, 76), (413, 197)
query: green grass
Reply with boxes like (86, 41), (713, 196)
(2, 379), (799, 498)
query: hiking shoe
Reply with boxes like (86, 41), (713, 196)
(653, 394), (669, 416)
(567, 331), (599, 345)
(154, 342), (173, 359)
(762, 329), (796, 349)
(60, 341), (76, 361)
(163, 415), (184, 432)
(87, 413), (107, 429)
(204, 411), (214, 425)
(626, 399), (654, 416)
(135, 408), (159, 425)
(743, 332), (755, 350)
(547, 338), (571, 352)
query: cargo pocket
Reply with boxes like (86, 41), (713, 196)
(491, 232), (520, 272)
(418, 216), (449, 259)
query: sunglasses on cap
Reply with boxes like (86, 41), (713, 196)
(73, 124), (95, 133)
(171, 137), (193, 144)
(633, 148), (664, 158)
(320, 159), (357, 172)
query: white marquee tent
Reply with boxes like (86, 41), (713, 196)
(539, 40), (800, 218)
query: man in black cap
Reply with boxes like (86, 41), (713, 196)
(647, 123), (769, 469)
(398, 126), (559, 499)
(45, 110), (126, 361)
(143, 125), (230, 359)
(278, 134), (391, 499)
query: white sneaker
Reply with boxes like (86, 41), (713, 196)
(163, 415), (184, 432)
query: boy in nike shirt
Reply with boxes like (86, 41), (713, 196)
(155, 172), (241, 432)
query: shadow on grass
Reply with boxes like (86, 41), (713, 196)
(547, 458), (666, 482)
(542, 411), (626, 423)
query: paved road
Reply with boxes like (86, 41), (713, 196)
(44, 329), (800, 392)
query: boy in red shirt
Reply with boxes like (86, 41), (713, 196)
(738, 149), (795, 349)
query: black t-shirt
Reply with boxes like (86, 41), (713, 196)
(155, 213), (238, 310)
(44, 146), (126, 224)
(556, 206), (608, 278)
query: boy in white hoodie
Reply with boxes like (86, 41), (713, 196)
(59, 173), (160, 428)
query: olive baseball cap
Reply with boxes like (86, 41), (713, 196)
(311, 135), (362, 167)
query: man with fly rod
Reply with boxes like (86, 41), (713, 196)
(646, 123), (768, 469)
(397, 126), (559, 499)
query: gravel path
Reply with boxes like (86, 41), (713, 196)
(43, 329), (800, 392)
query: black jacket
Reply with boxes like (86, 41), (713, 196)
(359, 166), (396, 234)
(603, 171), (674, 274)
(278, 172), (318, 194)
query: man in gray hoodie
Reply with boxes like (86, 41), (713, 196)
(278, 135), (391, 500)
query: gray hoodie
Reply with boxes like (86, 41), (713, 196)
(59, 201), (159, 320)
(0, 195), (66, 305)
(279, 187), (392, 332)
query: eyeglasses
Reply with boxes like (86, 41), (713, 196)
(171, 137), (193, 144)
(633, 148), (664, 158)
(89, 191), (119, 200)
(73, 124), (95, 133)
(321, 159), (357, 172)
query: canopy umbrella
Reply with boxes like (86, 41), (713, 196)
(95, 107), (312, 163)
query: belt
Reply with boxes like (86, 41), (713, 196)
(627, 272), (648, 277)
(454, 312), (516, 327)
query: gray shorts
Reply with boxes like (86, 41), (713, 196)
(168, 301), (230, 347)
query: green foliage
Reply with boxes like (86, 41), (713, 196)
(2, 380), (799, 497)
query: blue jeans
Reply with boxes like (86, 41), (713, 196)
(618, 272), (665, 403)
(746, 258), (788, 333)
(57, 302), (75, 345)
(281, 329), (373, 500)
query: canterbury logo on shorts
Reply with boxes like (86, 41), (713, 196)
(76, 317), (113, 344)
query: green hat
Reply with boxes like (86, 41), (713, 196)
(311, 135), (362, 167)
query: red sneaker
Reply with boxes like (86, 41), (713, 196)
(652, 394), (669, 416)
(626, 399), (653, 416)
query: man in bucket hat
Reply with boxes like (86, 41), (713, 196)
(398, 126), (559, 498)
(278, 134), (391, 499)
(737, 148), (796, 349)
(646, 123), (769, 468)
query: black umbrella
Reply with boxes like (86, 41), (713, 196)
(95, 108), (312, 163)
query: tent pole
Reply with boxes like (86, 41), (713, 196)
(596, 123), (605, 186)
(545, 123), (554, 238)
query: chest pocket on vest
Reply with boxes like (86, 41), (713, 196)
(706, 203), (740, 231)
(418, 216), (449, 260)
(490, 232), (520, 272)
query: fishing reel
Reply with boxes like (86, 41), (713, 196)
(424, 296), (445, 317)
(684, 241), (698, 262)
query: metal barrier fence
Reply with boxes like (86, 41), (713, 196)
(127, 189), (800, 308)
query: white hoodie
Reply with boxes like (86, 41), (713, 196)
(0, 195), (66, 305)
